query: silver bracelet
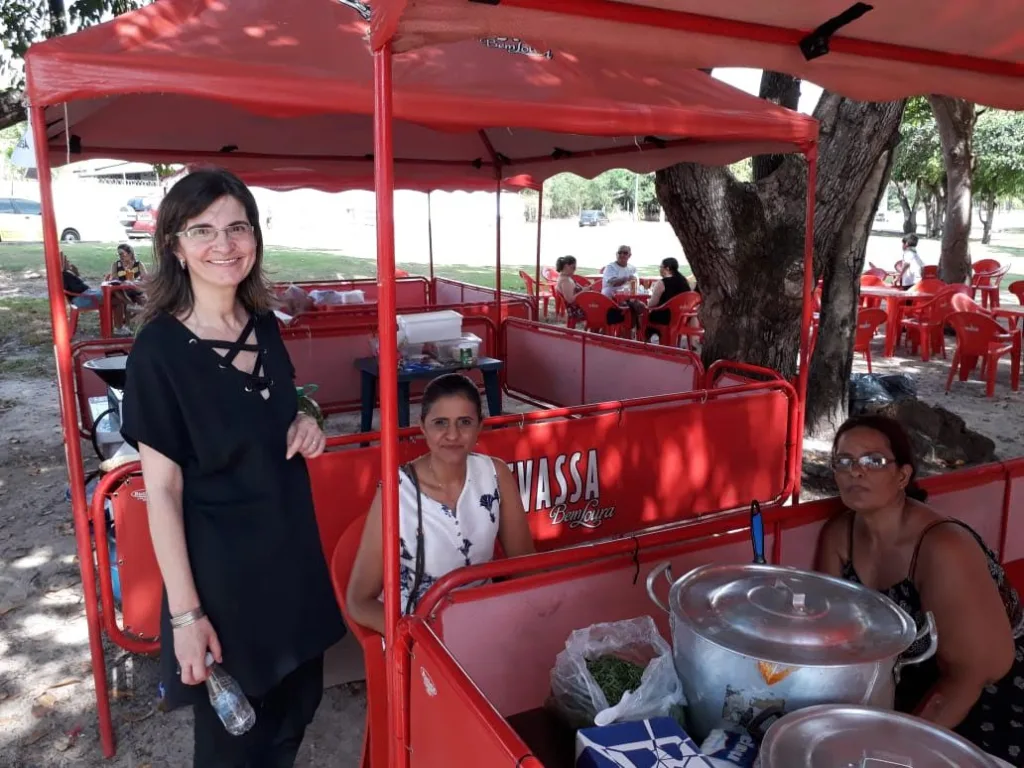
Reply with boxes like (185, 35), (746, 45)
(170, 607), (205, 629)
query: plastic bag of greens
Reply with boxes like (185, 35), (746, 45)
(549, 616), (685, 728)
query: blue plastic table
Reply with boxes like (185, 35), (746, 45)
(355, 356), (504, 432)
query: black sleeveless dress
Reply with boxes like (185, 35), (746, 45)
(121, 311), (344, 707)
(841, 514), (1024, 765)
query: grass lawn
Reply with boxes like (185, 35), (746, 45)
(0, 242), (535, 291)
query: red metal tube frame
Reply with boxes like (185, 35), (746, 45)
(89, 465), (160, 656)
(31, 104), (117, 757)
(481, 0), (1024, 80)
(372, 44), (406, 768)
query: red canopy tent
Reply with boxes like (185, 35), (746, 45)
(371, 0), (1024, 108)
(24, 0), (820, 759)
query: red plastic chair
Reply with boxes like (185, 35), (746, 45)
(519, 270), (553, 317)
(863, 266), (888, 281)
(646, 291), (702, 347)
(900, 288), (963, 362)
(859, 275), (885, 309)
(1009, 281), (1024, 306)
(854, 308), (887, 373)
(921, 265), (939, 279)
(908, 277), (946, 295)
(541, 266), (559, 283)
(65, 290), (101, 337)
(572, 274), (594, 288)
(575, 291), (631, 337)
(330, 514), (386, 768)
(951, 293), (989, 314)
(945, 311), (1021, 397)
(972, 264), (1011, 309)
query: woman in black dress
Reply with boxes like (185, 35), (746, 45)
(121, 169), (344, 767)
(815, 415), (1024, 765)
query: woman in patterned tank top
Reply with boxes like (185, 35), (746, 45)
(346, 374), (536, 634)
(816, 414), (1024, 765)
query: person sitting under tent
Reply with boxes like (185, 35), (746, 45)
(601, 244), (637, 298)
(346, 374), (536, 631)
(555, 255), (586, 325)
(644, 257), (691, 341)
(816, 415), (1024, 766)
(62, 252), (104, 310)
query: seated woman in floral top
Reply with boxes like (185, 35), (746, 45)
(346, 374), (535, 631)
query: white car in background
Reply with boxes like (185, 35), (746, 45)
(0, 196), (116, 243)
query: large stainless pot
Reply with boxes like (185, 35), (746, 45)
(647, 562), (938, 742)
(758, 705), (1001, 767)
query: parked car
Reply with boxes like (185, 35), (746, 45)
(579, 209), (609, 227)
(119, 196), (159, 238)
(0, 197), (87, 243)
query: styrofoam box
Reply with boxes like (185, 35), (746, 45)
(397, 311), (463, 345)
(433, 333), (482, 363)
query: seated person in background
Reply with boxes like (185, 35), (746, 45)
(110, 243), (146, 326)
(62, 252), (104, 310)
(111, 243), (145, 282)
(900, 234), (925, 288)
(554, 255), (586, 325)
(601, 245), (637, 299)
(815, 414), (1024, 765)
(346, 374), (536, 632)
(645, 257), (691, 338)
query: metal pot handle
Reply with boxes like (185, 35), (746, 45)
(645, 560), (675, 613)
(894, 611), (939, 679)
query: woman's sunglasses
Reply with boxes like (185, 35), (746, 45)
(831, 452), (895, 472)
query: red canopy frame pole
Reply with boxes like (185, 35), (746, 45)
(534, 186), (543, 311)
(793, 147), (818, 503)
(494, 177), (503, 348)
(30, 104), (116, 757)
(426, 191), (434, 282)
(372, 45), (405, 768)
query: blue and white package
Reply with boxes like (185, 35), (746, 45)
(699, 729), (758, 768)
(576, 717), (714, 768)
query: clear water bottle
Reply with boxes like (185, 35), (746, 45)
(204, 652), (256, 736)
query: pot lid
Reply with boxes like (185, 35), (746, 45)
(759, 705), (1000, 767)
(669, 564), (917, 666)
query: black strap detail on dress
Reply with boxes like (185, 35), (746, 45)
(908, 518), (984, 582)
(200, 315), (270, 391)
(402, 463), (426, 616)
(847, 511), (857, 564)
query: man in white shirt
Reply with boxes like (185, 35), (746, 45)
(900, 234), (925, 288)
(601, 245), (637, 298)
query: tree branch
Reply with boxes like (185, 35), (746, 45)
(0, 88), (26, 131)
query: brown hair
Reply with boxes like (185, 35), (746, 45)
(833, 414), (928, 501)
(139, 168), (272, 324)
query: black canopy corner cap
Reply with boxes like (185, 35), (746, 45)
(551, 147), (572, 160)
(469, 0), (501, 5)
(219, 144), (239, 153)
(799, 2), (874, 61)
(69, 135), (82, 154)
(495, 152), (511, 166)
(643, 135), (667, 149)
(471, 157), (484, 169)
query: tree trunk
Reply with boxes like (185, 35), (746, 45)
(924, 182), (945, 238)
(656, 82), (905, 437)
(928, 96), (975, 283)
(979, 194), (996, 245)
(752, 71), (802, 182)
(895, 181), (918, 234)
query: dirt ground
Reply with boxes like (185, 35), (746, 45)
(1, 271), (1023, 767)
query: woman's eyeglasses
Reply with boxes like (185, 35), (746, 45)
(831, 453), (895, 472)
(177, 223), (254, 243)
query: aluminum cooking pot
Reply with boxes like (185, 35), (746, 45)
(758, 705), (1001, 767)
(646, 562), (938, 743)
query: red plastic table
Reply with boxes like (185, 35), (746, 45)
(99, 282), (140, 338)
(860, 286), (935, 357)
